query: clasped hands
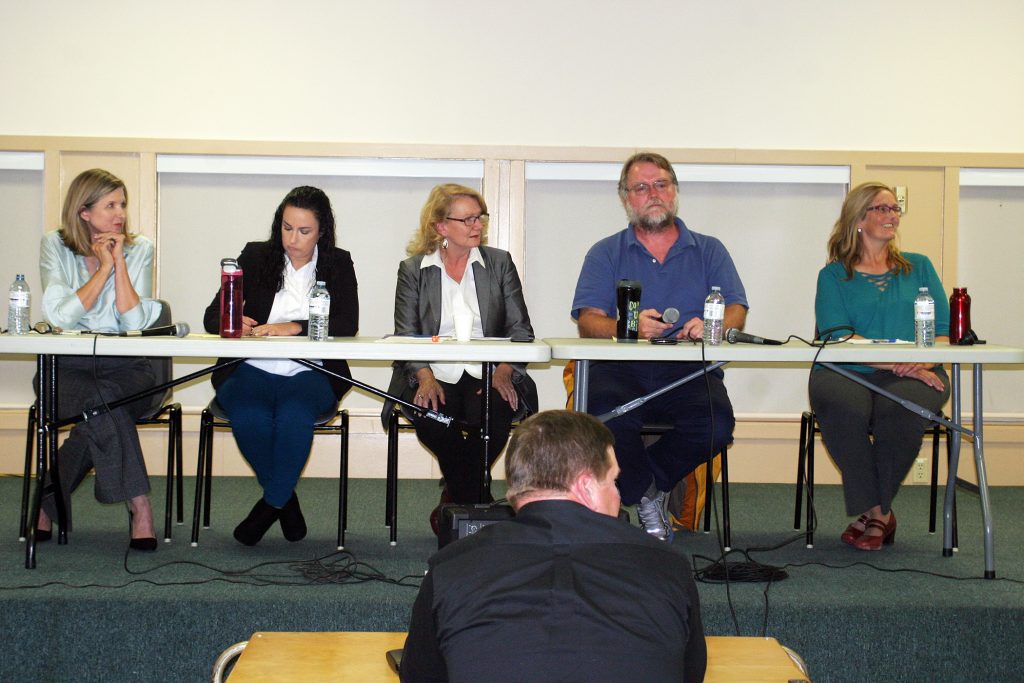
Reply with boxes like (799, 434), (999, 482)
(243, 316), (302, 337)
(414, 364), (519, 412)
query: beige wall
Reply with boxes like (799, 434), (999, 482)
(2, 2), (1024, 152)
(1, 0), (1022, 484)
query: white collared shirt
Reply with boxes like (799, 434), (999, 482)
(421, 247), (485, 382)
(247, 246), (319, 376)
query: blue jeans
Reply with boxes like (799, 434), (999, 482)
(587, 361), (735, 505)
(216, 363), (336, 507)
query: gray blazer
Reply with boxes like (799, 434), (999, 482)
(381, 245), (537, 428)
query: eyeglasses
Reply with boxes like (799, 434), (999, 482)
(624, 179), (676, 196)
(865, 204), (903, 216)
(445, 214), (489, 227)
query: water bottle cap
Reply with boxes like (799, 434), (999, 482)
(711, 286), (720, 291)
(316, 280), (326, 285)
(918, 287), (928, 292)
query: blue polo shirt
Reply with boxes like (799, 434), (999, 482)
(571, 218), (747, 332)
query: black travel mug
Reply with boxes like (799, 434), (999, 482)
(616, 280), (642, 342)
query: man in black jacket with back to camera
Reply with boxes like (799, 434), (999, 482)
(400, 409), (706, 683)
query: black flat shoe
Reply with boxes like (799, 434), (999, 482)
(279, 492), (307, 542)
(35, 528), (53, 542)
(129, 536), (158, 552)
(234, 498), (280, 546)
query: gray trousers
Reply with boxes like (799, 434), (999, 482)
(809, 366), (950, 516)
(40, 355), (156, 530)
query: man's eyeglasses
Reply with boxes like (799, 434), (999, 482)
(865, 204), (903, 216)
(624, 179), (676, 196)
(445, 214), (489, 227)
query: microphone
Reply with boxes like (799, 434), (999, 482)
(657, 307), (680, 325)
(119, 322), (191, 338)
(726, 328), (783, 345)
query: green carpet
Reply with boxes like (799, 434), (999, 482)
(1, 476), (1022, 682)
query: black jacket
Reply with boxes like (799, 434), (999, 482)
(202, 241), (359, 399)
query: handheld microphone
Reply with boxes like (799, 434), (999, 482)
(657, 307), (680, 325)
(726, 328), (783, 345)
(119, 322), (190, 338)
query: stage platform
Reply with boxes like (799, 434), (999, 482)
(2, 476), (1021, 682)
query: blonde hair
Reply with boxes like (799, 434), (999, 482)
(59, 169), (135, 256)
(406, 183), (489, 256)
(827, 182), (911, 279)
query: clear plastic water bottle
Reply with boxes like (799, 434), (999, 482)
(7, 274), (30, 335)
(914, 287), (935, 348)
(702, 286), (725, 346)
(308, 280), (330, 341)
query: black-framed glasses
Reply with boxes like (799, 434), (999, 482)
(865, 204), (903, 216)
(624, 179), (676, 196)
(445, 213), (489, 226)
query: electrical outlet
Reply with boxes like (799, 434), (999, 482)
(894, 185), (908, 215)
(912, 457), (928, 483)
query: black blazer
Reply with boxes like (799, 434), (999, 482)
(203, 241), (359, 400)
(381, 245), (537, 427)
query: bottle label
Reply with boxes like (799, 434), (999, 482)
(9, 292), (28, 307)
(703, 302), (724, 320)
(309, 299), (329, 315)
(915, 301), (935, 321)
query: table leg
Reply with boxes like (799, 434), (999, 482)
(943, 364), (961, 557)
(972, 365), (995, 579)
(481, 361), (493, 501)
(573, 360), (589, 412)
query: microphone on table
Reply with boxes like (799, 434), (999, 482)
(726, 328), (783, 345)
(657, 307), (680, 325)
(118, 322), (191, 338)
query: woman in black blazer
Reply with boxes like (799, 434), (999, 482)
(203, 186), (358, 546)
(383, 184), (536, 531)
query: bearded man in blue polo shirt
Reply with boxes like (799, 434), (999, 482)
(571, 151), (748, 542)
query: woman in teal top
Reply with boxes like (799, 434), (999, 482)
(36, 169), (163, 551)
(810, 182), (951, 551)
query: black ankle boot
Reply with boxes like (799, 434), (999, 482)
(234, 499), (280, 546)
(279, 492), (307, 542)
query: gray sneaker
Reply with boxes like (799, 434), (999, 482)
(637, 490), (674, 542)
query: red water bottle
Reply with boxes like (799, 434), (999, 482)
(219, 258), (244, 338)
(949, 287), (971, 344)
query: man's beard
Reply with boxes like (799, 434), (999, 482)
(626, 197), (678, 233)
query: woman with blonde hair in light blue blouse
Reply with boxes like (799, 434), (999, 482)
(36, 168), (163, 551)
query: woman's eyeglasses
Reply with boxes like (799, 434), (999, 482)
(865, 204), (903, 216)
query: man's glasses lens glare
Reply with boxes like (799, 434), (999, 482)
(626, 179), (675, 195)
(865, 204), (903, 216)
(446, 214), (488, 226)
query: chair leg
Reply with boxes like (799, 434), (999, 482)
(163, 406), (177, 543)
(806, 418), (816, 548)
(19, 404), (38, 541)
(794, 412), (810, 529)
(191, 409), (212, 545)
(928, 424), (941, 534)
(174, 406), (184, 526)
(386, 411), (399, 545)
(203, 420), (215, 529)
(337, 410), (349, 551)
(720, 449), (731, 551)
(702, 458), (713, 534)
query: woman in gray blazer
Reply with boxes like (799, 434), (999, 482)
(383, 184), (536, 532)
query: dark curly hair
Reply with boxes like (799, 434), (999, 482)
(260, 186), (338, 291)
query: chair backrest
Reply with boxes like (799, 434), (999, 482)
(141, 299), (174, 417)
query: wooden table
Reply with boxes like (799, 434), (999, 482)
(226, 631), (809, 682)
